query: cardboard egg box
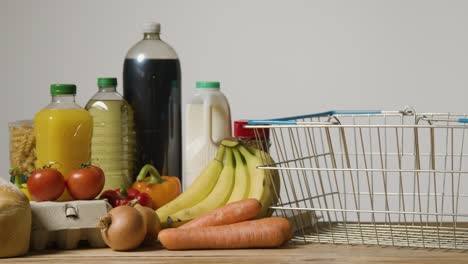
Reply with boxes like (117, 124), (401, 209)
(30, 200), (111, 251)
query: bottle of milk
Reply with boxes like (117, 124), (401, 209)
(184, 81), (231, 190)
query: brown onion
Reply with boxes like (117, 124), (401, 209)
(98, 205), (146, 251)
(133, 203), (161, 243)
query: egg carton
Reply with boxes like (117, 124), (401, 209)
(29, 200), (111, 251)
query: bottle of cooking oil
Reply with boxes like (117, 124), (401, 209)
(85, 78), (135, 190)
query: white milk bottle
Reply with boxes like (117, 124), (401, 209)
(184, 81), (231, 190)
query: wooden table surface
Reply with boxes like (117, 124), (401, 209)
(3, 243), (468, 264)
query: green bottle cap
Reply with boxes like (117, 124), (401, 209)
(97, 78), (117, 88)
(196, 81), (220, 89)
(50, 84), (76, 95)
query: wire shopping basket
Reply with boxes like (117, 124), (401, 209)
(247, 107), (468, 249)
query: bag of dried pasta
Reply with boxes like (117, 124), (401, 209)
(9, 120), (36, 200)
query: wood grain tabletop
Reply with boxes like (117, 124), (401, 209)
(3, 243), (467, 264)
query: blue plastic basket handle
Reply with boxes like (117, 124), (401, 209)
(248, 110), (383, 125)
(458, 118), (468, 123)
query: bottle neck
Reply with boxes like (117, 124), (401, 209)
(144, 33), (161, 40)
(198, 88), (220, 93)
(51, 94), (76, 104)
(98, 86), (117, 93)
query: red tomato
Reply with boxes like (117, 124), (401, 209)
(27, 168), (65, 201)
(89, 165), (105, 179)
(66, 166), (105, 200)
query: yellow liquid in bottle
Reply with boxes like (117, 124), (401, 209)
(86, 99), (135, 190)
(34, 108), (92, 200)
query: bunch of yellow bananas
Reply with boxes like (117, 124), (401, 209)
(156, 139), (280, 227)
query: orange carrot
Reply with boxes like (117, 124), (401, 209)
(179, 198), (262, 229)
(158, 217), (292, 250)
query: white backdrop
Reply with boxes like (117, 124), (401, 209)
(2, 0), (468, 180)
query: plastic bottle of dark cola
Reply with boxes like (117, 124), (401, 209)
(123, 22), (182, 181)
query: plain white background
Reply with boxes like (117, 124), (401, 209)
(2, 0), (468, 181)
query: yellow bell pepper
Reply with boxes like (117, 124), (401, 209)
(132, 164), (181, 210)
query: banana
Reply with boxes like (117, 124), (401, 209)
(237, 145), (268, 200)
(237, 144), (274, 217)
(258, 174), (273, 217)
(169, 148), (235, 223)
(156, 145), (226, 225)
(247, 146), (281, 202)
(226, 148), (250, 204)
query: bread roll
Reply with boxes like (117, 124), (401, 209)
(0, 178), (31, 258)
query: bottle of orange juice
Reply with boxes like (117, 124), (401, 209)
(34, 84), (93, 200)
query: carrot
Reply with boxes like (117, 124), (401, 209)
(158, 217), (292, 250)
(179, 198), (262, 229)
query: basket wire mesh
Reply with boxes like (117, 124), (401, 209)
(247, 107), (468, 249)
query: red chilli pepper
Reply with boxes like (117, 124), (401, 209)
(134, 192), (153, 208)
(126, 188), (140, 199)
(99, 187), (153, 208)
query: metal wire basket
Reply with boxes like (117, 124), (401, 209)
(247, 107), (468, 249)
